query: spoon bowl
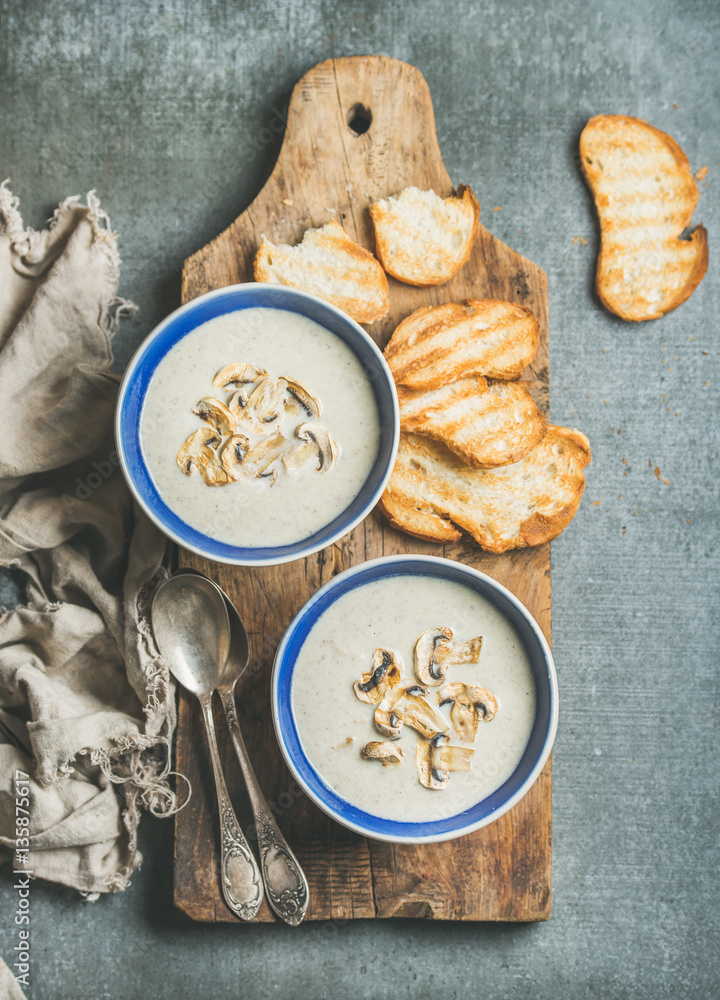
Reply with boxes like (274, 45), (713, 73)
(151, 574), (230, 697)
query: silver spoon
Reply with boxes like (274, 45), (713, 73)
(175, 570), (309, 926)
(151, 574), (263, 921)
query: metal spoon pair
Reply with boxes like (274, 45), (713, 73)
(151, 571), (309, 925)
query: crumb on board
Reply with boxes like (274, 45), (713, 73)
(281, 198), (294, 206)
(696, 166), (709, 181)
(580, 236), (587, 245)
(493, 206), (502, 211)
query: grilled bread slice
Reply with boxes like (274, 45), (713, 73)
(369, 185), (480, 286)
(397, 377), (546, 469)
(254, 220), (390, 324)
(384, 300), (540, 390)
(580, 114), (708, 321)
(379, 426), (591, 553)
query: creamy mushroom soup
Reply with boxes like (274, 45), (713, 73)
(291, 574), (537, 823)
(140, 307), (380, 547)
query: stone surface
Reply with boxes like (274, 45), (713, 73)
(0, 1), (718, 997)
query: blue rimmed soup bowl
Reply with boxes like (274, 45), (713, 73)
(272, 554), (558, 844)
(115, 283), (399, 566)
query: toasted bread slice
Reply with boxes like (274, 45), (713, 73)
(384, 300), (539, 390)
(254, 219), (390, 324)
(397, 377), (546, 469)
(369, 185), (480, 286)
(379, 426), (591, 553)
(580, 115), (708, 321)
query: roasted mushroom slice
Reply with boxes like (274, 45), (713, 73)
(375, 680), (449, 740)
(360, 741), (405, 766)
(220, 433), (252, 482)
(438, 682), (499, 741)
(283, 377), (322, 418)
(227, 387), (250, 416)
(413, 627), (453, 685)
(176, 428), (229, 486)
(354, 649), (404, 705)
(193, 396), (237, 436)
(282, 441), (318, 473)
(250, 377), (288, 427)
(295, 422), (339, 473)
(244, 431), (288, 479)
(416, 734), (475, 790)
(213, 362), (268, 389)
(413, 627), (483, 685)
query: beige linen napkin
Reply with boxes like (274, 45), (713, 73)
(0, 184), (179, 912)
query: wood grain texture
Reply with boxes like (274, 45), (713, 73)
(174, 55), (551, 923)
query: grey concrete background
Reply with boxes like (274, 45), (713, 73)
(1, 0), (718, 997)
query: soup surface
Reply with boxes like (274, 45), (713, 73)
(140, 307), (380, 547)
(291, 574), (537, 823)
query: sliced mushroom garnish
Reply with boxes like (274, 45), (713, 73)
(295, 422), (339, 473)
(238, 377), (288, 433)
(375, 680), (449, 740)
(416, 734), (475, 790)
(360, 741), (405, 766)
(176, 428), (229, 486)
(283, 377), (322, 418)
(227, 387), (250, 415)
(354, 649), (404, 705)
(282, 441), (318, 473)
(413, 627), (483, 685)
(213, 362), (268, 389)
(416, 738), (448, 789)
(244, 431), (288, 478)
(435, 635), (484, 668)
(413, 627), (454, 685)
(438, 682), (499, 741)
(220, 433), (252, 482)
(193, 397), (237, 435)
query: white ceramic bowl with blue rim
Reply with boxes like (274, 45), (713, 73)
(115, 283), (399, 566)
(272, 554), (558, 844)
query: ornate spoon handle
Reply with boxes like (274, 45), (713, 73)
(220, 689), (309, 926)
(199, 695), (264, 921)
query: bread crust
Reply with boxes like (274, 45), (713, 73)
(384, 299), (540, 390)
(379, 426), (592, 553)
(253, 219), (390, 324)
(369, 185), (480, 287)
(580, 114), (708, 321)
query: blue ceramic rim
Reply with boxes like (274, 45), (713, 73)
(272, 554), (559, 844)
(115, 283), (400, 567)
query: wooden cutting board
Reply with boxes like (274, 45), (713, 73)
(174, 55), (551, 923)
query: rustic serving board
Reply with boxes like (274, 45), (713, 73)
(174, 55), (551, 923)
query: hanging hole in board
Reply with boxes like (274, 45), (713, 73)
(347, 104), (372, 135)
